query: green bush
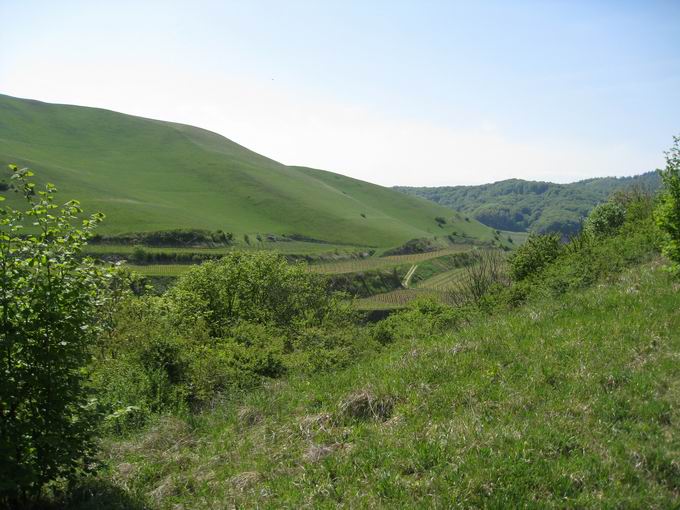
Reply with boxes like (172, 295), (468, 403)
(503, 192), (659, 304)
(655, 136), (680, 272)
(584, 200), (626, 237)
(92, 251), (361, 421)
(91, 228), (233, 247)
(166, 251), (348, 336)
(286, 325), (377, 373)
(0, 166), (112, 502)
(508, 233), (562, 281)
(372, 298), (470, 344)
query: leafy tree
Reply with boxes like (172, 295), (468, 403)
(655, 136), (680, 272)
(508, 233), (562, 281)
(0, 165), (111, 502)
(584, 200), (626, 237)
(166, 251), (347, 337)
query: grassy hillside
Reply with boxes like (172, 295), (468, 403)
(396, 172), (661, 235)
(68, 262), (678, 509)
(0, 93), (494, 248)
(7, 155), (677, 508)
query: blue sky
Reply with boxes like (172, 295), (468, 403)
(1, 0), (678, 185)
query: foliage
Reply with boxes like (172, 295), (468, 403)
(502, 190), (660, 305)
(73, 261), (680, 509)
(91, 229), (233, 247)
(0, 166), (112, 502)
(654, 136), (680, 272)
(397, 171), (661, 235)
(583, 200), (625, 237)
(166, 252), (348, 336)
(372, 298), (471, 345)
(381, 237), (441, 256)
(508, 233), (562, 281)
(91, 250), (370, 428)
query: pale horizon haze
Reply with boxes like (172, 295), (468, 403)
(1, 0), (679, 186)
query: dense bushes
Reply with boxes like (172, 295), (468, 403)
(508, 233), (562, 281)
(505, 189), (660, 304)
(166, 252), (347, 335)
(92, 251), (374, 428)
(91, 228), (233, 247)
(655, 136), (680, 273)
(583, 200), (625, 237)
(129, 246), (217, 265)
(0, 167), (113, 503)
(382, 237), (440, 256)
(372, 298), (472, 345)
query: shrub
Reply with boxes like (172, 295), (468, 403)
(372, 298), (469, 344)
(166, 252), (347, 336)
(503, 191), (660, 304)
(584, 200), (626, 237)
(286, 325), (377, 373)
(655, 136), (680, 272)
(447, 249), (508, 306)
(0, 166), (112, 502)
(93, 251), (358, 417)
(131, 245), (147, 263)
(91, 228), (233, 247)
(509, 233), (562, 281)
(382, 238), (438, 256)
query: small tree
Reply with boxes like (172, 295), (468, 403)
(655, 136), (680, 272)
(508, 233), (562, 281)
(0, 166), (111, 502)
(584, 201), (626, 237)
(166, 251), (347, 337)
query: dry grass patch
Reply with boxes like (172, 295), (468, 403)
(339, 387), (397, 422)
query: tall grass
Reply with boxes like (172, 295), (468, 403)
(66, 261), (680, 509)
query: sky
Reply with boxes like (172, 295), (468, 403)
(1, 1), (679, 186)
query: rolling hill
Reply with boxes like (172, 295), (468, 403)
(396, 172), (661, 236)
(0, 93), (494, 248)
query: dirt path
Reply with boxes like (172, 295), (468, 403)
(402, 264), (418, 288)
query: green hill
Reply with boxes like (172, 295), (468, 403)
(0, 93), (494, 248)
(396, 173), (661, 235)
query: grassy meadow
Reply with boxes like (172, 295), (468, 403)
(66, 255), (680, 508)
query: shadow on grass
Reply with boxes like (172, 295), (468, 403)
(12, 478), (146, 510)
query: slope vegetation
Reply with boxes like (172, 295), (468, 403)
(0, 94), (493, 248)
(71, 262), (678, 509)
(396, 173), (660, 235)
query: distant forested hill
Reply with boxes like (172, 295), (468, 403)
(395, 172), (661, 235)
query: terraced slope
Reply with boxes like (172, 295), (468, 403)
(0, 93), (495, 248)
